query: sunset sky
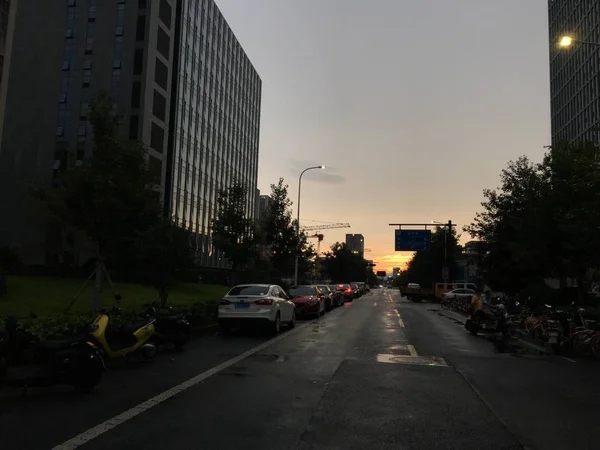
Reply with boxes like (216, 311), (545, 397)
(216, 0), (551, 274)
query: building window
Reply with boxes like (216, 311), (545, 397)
(150, 122), (165, 152)
(157, 27), (170, 60)
(131, 82), (141, 108)
(133, 48), (144, 74)
(55, 126), (64, 137)
(65, 28), (73, 38)
(59, 92), (67, 103)
(159, 0), (172, 28)
(153, 90), (167, 121)
(62, 61), (70, 71)
(68, 0), (76, 6)
(136, 16), (146, 41)
(113, 59), (122, 69)
(129, 115), (139, 140)
(154, 57), (168, 90)
(86, 37), (94, 53)
(116, 26), (124, 36)
(78, 125), (87, 136)
(139, 0), (147, 8)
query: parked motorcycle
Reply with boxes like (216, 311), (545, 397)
(0, 315), (104, 391)
(89, 304), (157, 360)
(465, 304), (509, 336)
(144, 302), (191, 351)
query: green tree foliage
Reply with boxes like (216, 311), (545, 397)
(211, 180), (257, 274)
(322, 242), (368, 283)
(466, 142), (600, 299)
(401, 227), (462, 288)
(133, 218), (195, 305)
(259, 178), (314, 280)
(31, 90), (161, 311)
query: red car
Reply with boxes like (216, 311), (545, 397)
(289, 285), (325, 318)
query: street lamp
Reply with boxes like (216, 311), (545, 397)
(294, 165), (325, 285)
(557, 35), (600, 49)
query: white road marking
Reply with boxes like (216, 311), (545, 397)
(52, 321), (312, 450)
(407, 345), (418, 357)
(560, 356), (576, 363)
(373, 302), (378, 307)
(398, 319), (405, 328)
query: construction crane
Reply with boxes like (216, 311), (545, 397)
(307, 233), (325, 255)
(302, 222), (350, 232)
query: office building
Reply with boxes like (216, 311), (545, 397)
(345, 234), (364, 254)
(0, 0), (261, 269)
(548, 1), (600, 143)
(165, 0), (261, 268)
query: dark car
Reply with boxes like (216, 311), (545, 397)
(289, 285), (325, 318)
(335, 284), (354, 302)
(328, 285), (344, 307)
(317, 285), (336, 310)
(351, 283), (362, 298)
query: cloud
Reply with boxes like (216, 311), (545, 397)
(287, 158), (347, 185)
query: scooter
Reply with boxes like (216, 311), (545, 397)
(465, 305), (508, 336)
(144, 302), (191, 351)
(89, 299), (157, 360)
(0, 315), (105, 391)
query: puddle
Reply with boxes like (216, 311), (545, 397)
(376, 354), (448, 367)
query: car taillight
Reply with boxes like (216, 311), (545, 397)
(220, 300), (231, 305)
(345, 288), (351, 293)
(254, 298), (273, 305)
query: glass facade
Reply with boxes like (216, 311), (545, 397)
(167, 0), (261, 268)
(549, 0), (600, 144)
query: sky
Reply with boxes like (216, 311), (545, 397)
(215, 0), (551, 274)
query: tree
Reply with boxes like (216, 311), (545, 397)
(464, 156), (549, 294)
(133, 218), (195, 305)
(465, 142), (600, 300)
(402, 227), (462, 288)
(322, 242), (368, 283)
(32, 90), (161, 312)
(259, 178), (314, 280)
(211, 180), (257, 278)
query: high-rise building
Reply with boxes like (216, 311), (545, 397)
(345, 234), (364, 254)
(0, 0), (261, 268)
(548, 1), (600, 144)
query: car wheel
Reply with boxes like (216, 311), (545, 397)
(271, 313), (281, 335)
(289, 311), (296, 328)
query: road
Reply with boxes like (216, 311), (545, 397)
(1, 288), (598, 449)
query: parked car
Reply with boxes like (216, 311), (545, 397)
(335, 284), (354, 302)
(350, 283), (362, 298)
(317, 285), (336, 310)
(218, 284), (296, 335)
(351, 282), (366, 296)
(289, 285), (326, 318)
(441, 288), (476, 302)
(328, 285), (344, 307)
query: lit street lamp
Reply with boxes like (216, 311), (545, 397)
(558, 35), (600, 49)
(294, 165), (325, 286)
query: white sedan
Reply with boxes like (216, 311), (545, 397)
(217, 284), (296, 335)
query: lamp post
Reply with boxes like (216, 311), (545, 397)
(294, 165), (325, 286)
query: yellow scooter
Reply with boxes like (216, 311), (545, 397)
(89, 298), (157, 359)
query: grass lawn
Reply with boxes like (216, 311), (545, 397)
(0, 276), (229, 319)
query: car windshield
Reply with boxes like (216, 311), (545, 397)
(318, 285), (329, 292)
(289, 287), (316, 296)
(227, 285), (270, 296)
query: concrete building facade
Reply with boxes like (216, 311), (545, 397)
(345, 233), (364, 254)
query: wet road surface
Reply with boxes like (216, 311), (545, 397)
(2, 288), (598, 449)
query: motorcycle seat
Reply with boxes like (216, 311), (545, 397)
(122, 319), (154, 335)
(38, 335), (85, 351)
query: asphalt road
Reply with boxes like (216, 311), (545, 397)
(1, 288), (598, 449)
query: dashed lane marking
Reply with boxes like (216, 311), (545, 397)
(52, 321), (313, 450)
(398, 319), (405, 328)
(407, 345), (418, 357)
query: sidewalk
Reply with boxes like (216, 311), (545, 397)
(435, 307), (551, 355)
